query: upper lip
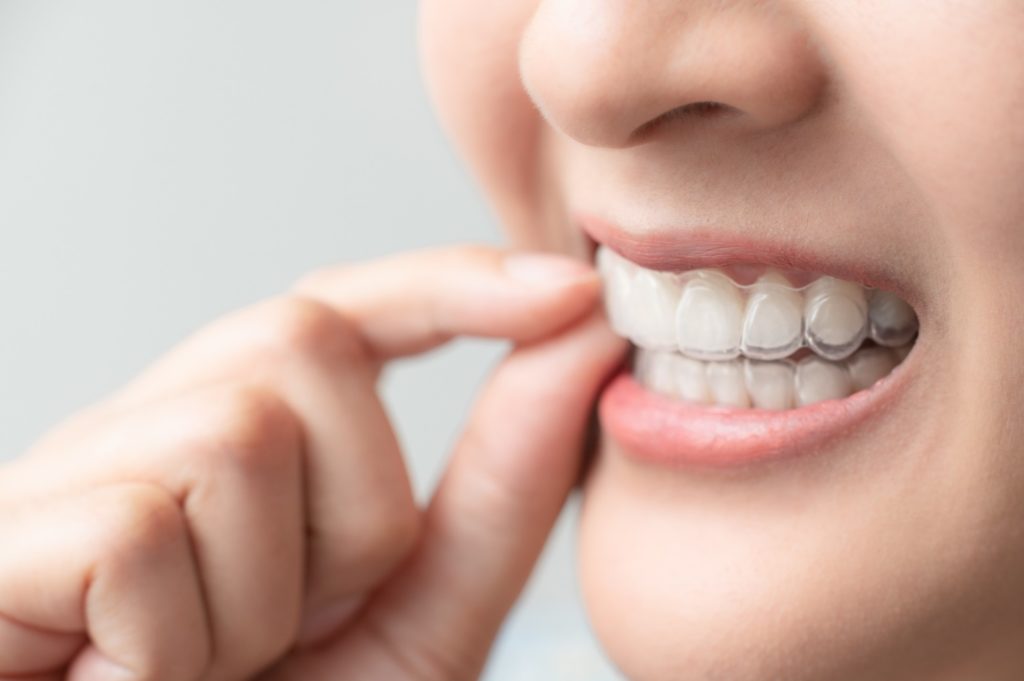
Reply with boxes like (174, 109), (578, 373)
(576, 212), (920, 306)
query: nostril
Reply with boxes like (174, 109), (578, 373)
(519, 0), (827, 149)
(632, 101), (740, 141)
(677, 101), (732, 117)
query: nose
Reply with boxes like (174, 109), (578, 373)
(519, 1), (828, 147)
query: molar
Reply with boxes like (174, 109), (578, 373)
(868, 290), (918, 347)
(847, 346), (898, 390)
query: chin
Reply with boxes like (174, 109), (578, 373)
(577, 426), (1024, 681)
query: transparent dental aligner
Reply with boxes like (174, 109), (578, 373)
(867, 290), (918, 347)
(596, 246), (638, 340)
(803, 277), (868, 361)
(634, 343), (910, 410)
(598, 246), (918, 363)
(741, 272), (803, 360)
(676, 271), (745, 360)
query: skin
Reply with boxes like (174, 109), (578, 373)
(0, 249), (626, 680)
(4, 2), (1024, 680)
(418, 1), (1024, 680)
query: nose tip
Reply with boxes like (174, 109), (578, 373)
(519, 2), (828, 148)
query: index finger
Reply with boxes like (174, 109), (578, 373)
(292, 244), (601, 358)
(104, 245), (601, 409)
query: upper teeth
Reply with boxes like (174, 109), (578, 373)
(597, 246), (917, 362)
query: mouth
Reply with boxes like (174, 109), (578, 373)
(582, 215), (920, 468)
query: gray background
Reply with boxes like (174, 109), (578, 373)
(0, 2), (622, 679)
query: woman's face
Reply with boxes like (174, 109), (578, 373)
(418, 2), (1024, 679)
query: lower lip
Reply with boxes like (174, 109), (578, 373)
(598, 359), (912, 468)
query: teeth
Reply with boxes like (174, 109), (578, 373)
(741, 273), (804, 360)
(597, 247), (637, 339)
(634, 343), (909, 410)
(803, 277), (868, 361)
(868, 290), (918, 347)
(627, 270), (683, 349)
(676, 271), (744, 361)
(706, 360), (751, 408)
(635, 348), (680, 396)
(744, 360), (796, 410)
(795, 356), (853, 406)
(596, 246), (916, 367)
(673, 355), (714, 404)
(847, 346), (898, 390)
(635, 350), (712, 403)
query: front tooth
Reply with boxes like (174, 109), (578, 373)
(706, 360), (750, 408)
(744, 359), (795, 410)
(847, 346), (898, 391)
(635, 349), (677, 396)
(676, 271), (744, 360)
(795, 356), (854, 406)
(634, 350), (712, 404)
(868, 290), (918, 347)
(597, 246), (637, 338)
(626, 270), (683, 349)
(673, 354), (713, 404)
(804, 277), (868, 361)
(741, 272), (804, 360)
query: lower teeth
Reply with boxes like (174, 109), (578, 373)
(634, 342), (911, 410)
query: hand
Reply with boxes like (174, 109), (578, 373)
(0, 245), (625, 681)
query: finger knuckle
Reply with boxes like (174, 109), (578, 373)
(188, 386), (301, 478)
(94, 483), (186, 561)
(258, 295), (368, 368)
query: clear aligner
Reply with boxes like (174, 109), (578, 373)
(634, 344), (907, 410)
(598, 246), (918, 363)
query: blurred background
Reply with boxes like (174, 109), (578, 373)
(0, 2), (622, 679)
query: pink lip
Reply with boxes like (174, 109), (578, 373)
(579, 212), (916, 301)
(580, 211), (918, 468)
(600, 368), (910, 468)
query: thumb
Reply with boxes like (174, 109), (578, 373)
(283, 311), (625, 680)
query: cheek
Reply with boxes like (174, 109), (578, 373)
(418, 0), (553, 247)
(818, 3), (1024, 259)
(821, 4), (1024, 473)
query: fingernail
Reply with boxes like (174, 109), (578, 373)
(503, 253), (595, 286)
(297, 595), (366, 648)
